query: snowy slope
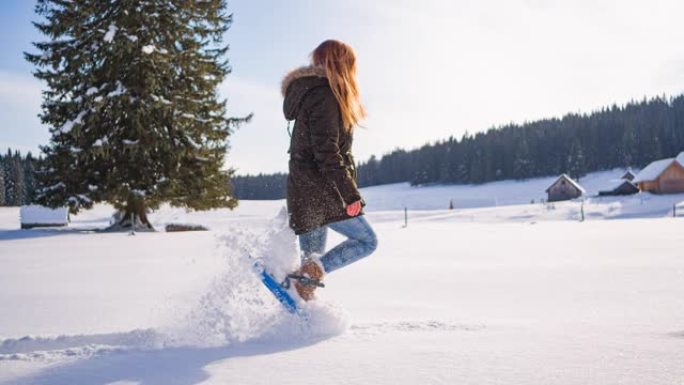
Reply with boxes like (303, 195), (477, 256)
(361, 169), (626, 211)
(1, 171), (684, 384)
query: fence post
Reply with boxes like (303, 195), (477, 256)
(674, 203), (677, 218)
(404, 207), (408, 228)
(580, 200), (585, 222)
(129, 213), (136, 235)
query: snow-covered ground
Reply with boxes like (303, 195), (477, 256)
(362, 168), (627, 210)
(1, 169), (684, 384)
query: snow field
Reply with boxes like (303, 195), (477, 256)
(1, 170), (684, 384)
(2, 213), (683, 384)
(0, 206), (350, 384)
(361, 168), (627, 211)
(162, 209), (348, 349)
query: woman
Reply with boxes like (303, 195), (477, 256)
(281, 40), (378, 301)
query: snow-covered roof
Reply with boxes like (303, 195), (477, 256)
(545, 174), (586, 193)
(633, 158), (675, 183)
(600, 179), (638, 193)
(20, 205), (69, 225)
(676, 151), (684, 167)
(621, 170), (636, 180)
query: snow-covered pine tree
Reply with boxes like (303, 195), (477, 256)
(26, 0), (248, 230)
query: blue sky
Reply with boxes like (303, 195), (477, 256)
(2, 0), (684, 174)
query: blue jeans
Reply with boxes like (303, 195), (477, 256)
(299, 215), (378, 273)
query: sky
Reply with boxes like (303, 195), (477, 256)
(1, 0), (684, 174)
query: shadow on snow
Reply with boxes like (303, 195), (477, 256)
(2, 334), (330, 385)
(0, 228), (104, 241)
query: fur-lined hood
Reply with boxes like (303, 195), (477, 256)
(281, 65), (327, 96)
(282, 65), (329, 121)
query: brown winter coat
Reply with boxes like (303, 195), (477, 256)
(282, 65), (363, 235)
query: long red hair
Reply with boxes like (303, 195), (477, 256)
(312, 40), (366, 132)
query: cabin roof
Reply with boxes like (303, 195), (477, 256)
(600, 179), (638, 192)
(545, 173), (586, 194)
(633, 158), (676, 183)
(621, 170), (636, 180)
(633, 151), (684, 183)
(677, 151), (684, 167)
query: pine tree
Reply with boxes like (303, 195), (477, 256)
(513, 134), (533, 179)
(12, 154), (25, 206)
(621, 122), (638, 167)
(567, 139), (586, 181)
(23, 152), (37, 204)
(4, 149), (16, 206)
(0, 161), (5, 206)
(26, 0), (248, 230)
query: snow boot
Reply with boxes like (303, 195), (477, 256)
(289, 258), (325, 301)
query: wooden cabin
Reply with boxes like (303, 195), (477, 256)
(545, 174), (585, 202)
(633, 152), (684, 194)
(598, 180), (639, 196)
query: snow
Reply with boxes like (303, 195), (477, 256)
(600, 178), (637, 193)
(186, 135), (201, 149)
(58, 110), (87, 134)
(142, 45), (156, 54)
(92, 138), (107, 147)
(676, 151), (684, 168)
(151, 94), (172, 104)
(68, 194), (92, 205)
(107, 81), (126, 98)
(85, 87), (98, 96)
(19, 205), (68, 226)
(1, 169), (684, 384)
(122, 139), (139, 145)
(39, 182), (65, 192)
(633, 158), (675, 183)
(362, 169), (626, 211)
(103, 24), (117, 43)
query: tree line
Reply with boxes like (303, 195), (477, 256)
(232, 173), (287, 200)
(0, 150), (38, 206)
(233, 94), (684, 199)
(8, 95), (684, 203)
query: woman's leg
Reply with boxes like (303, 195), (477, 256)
(293, 226), (328, 301)
(320, 216), (378, 273)
(298, 226), (327, 262)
